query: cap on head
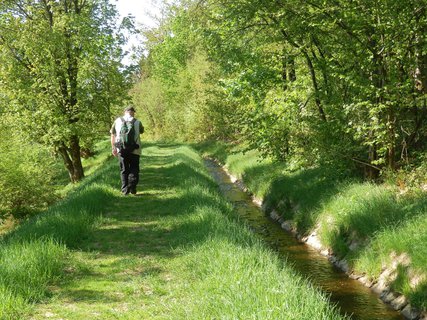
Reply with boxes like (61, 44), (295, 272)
(124, 106), (136, 113)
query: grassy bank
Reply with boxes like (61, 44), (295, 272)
(10, 142), (348, 319)
(197, 141), (427, 312)
(0, 140), (117, 319)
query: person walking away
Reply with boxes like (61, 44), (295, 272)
(110, 106), (144, 195)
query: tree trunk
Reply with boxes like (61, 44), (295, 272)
(387, 105), (396, 170)
(281, 56), (288, 91)
(415, 6), (427, 95)
(415, 54), (427, 94)
(57, 135), (84, 183)
(288, 56), (296, 82)
(58, 143), (75, 182)
(303, 50), (327, 122)
(70, 135), (84, 182)
(367, 141), (380, 180)
(281, 55), (296, 92)
(367, 21), (395, 172)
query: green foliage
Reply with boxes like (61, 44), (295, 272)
(0, 127), (60, 218)
(382, 151), (427, 190)
(132, 5), (233, 142)
(135, 0), (427, 176)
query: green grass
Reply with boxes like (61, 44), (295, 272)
(317, 184), (427, 257)
(10, 142), (348, 319)
(0, 239), (67, 300)
(355, 213), (427, 309)
(0, 285), (29, 320)
(316, 184), (427, 310)
(197, 140), (427, 312)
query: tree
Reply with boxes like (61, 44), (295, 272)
(0, 0), (131, 182)
(135, 0), (427, 177)
(133, 3), (218, 141)
(196, 0), (427, 172)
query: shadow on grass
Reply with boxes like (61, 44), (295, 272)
(47, 143), (232, 261)
(85, 155), (232, 258)
(386, 263), (427, 311)
(63, 289), (124, 303)
(245, 165), (344, 234)
(86, 206), (217, 258)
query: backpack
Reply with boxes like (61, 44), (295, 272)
(115, 117), (139, 155)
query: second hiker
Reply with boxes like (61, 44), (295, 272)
(110, 106), (144, 195)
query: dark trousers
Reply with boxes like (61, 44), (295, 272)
(118, 153), (140, 194)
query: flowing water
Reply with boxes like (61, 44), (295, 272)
(205, 159), (404, 320)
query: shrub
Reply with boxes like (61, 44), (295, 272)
(0, 139), (59, 218)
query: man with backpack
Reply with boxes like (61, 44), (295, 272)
(110, 106), (144, 195)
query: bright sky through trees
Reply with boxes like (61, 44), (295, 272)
(113, 0), (161, 64)
(114, 0), (160, 27)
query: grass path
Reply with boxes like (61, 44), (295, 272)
(27, 143), (346, 319)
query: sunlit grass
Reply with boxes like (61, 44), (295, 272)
(318, 183), (401, 255)
(317, 183), (427, 308)
(356, 214), (427, 309)
(180, 238), (344, 319)
(82, 139), (113, 176)
(0, 239), (67, 300)
(0, 285), (29, 320)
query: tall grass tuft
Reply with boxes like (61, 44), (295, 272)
(0, 285), (29, 320)
(173, 201), (345, 319)
(182, 238), (344, 319)
(317, 183), (427, 260)
(0, 239), (67, 301)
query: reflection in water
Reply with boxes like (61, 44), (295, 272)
(205, 160), (404, 320)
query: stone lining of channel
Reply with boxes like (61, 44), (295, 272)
(215, 160), (426, 320)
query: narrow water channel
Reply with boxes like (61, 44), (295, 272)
(205, 159), (404, 320)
